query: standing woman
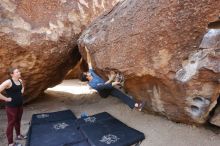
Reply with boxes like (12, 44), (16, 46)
(0, 68), (26, 146)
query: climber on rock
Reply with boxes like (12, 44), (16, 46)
(80, 46), (145, 111)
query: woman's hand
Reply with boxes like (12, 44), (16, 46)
(112, 81), (121, 86)
(5, 97), (12, 102)
(106, 71), (116, 84)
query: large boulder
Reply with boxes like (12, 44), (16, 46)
(78, 0), (220, 124)
(0, 0), (119, 102)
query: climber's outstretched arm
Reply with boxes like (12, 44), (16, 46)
(85, 46), (93, 69)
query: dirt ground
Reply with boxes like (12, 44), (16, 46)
(0, 79), (220, 146)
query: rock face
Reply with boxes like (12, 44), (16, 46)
(210, 104), (220, 127)
(78, 0), (220, 124)
(0, 0), (119, 102)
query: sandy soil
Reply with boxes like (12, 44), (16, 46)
(0, 79), (220, 146)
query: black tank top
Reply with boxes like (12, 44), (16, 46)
(5, 79), (23, 107)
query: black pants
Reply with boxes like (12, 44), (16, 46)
(99, 88), (135, 109)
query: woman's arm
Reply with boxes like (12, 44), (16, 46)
(19, 79), (24, 94)
(85, 46), (93, 69)
(0, 80), (12, 102)
(96, 81), (121, 90)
